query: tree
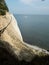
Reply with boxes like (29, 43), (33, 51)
(0, 0), (9, 15)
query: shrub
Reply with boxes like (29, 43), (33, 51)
(0, 0), (9, 15)
(0, 9), (6, 15)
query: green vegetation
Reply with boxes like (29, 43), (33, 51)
(0, 9), (6, 15)
(0, 0), (9, 15)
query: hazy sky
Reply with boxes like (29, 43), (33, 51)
(6, 0), (49, 14)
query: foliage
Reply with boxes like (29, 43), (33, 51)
(0, 0), (9, 15)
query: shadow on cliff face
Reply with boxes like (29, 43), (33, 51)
(0, 40), (49, 65)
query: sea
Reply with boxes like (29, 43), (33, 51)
(14, 14), (49, 50)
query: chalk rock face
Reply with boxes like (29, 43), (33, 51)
(0, 12), (49, 65)
(0, 12), (23, 42)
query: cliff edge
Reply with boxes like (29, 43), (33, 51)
(0, 12), (49, 65)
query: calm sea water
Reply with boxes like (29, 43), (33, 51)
(14, 14), (49, 50)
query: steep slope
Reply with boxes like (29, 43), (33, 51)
(0, 12), (49, 65)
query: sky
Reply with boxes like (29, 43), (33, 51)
(6, 0), (49, 14)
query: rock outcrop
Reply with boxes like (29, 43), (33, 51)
(0, 12), (49, 65)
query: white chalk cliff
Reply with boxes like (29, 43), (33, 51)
(0, 12), (49, 62)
